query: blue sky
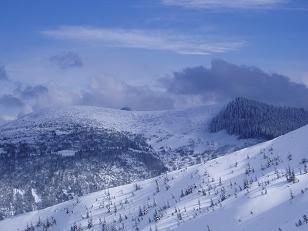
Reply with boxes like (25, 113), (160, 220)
(0, 0), (308, 119)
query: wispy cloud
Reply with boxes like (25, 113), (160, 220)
(49, 51), (83, 70)
(161, 0), (288, 9)
(42, 26), (246, 55)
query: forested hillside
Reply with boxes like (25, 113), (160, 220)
(0, 124), (166, 219)
(209, 97), (308, 139)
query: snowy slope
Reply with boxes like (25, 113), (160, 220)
(0, 104), (260, 220)
(2, 124), (308, 231)
(0, 104), (257, 168)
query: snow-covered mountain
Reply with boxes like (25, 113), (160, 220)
(0, 104), (255, 161)
(0, 104), (259, 220)
(2, 122), (308, 231)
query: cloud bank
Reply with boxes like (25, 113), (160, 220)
(0, 95), (24, 108)
(42, 26), (246, 55)
(20, 85), (49, 100)
(163, 59), (308, 108)
(0, 64), (53, 121)
(79, 78), (174, 111)
(2, 59), (308, 124)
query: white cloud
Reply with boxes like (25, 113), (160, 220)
(79, 77), (174, 111)
(161, 0), (288, 9)
(42, 26), (246, 55)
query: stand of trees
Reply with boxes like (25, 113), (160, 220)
(209, 97), (308, 139)
(0, 125), (166, 219)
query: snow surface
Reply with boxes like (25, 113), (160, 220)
(2, 124), (308, 231)
(31, 189), (42, 204)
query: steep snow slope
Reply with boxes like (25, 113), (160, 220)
(0, 105), (257, 168)
(2, 124), (308, 231)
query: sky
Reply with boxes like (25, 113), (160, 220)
(0, 0), (308, 121)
